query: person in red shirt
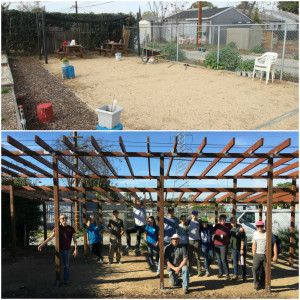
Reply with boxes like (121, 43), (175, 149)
(38, 214), (78, 285)
(213, 214), (231, 279)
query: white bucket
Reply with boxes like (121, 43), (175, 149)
(115, 53), (122, 61)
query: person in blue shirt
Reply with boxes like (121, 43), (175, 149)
(164, 207), (179, 246)
(144, 216), (160, 276)
(199, 217), (214, 277)
(86, 215), (104, 264)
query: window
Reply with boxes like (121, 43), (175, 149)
(243, 212), (255, 223)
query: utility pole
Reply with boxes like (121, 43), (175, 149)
(75, 1), (78, 14)
(197, 1), (202, 47)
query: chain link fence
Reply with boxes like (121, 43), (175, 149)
(127, 23), (299, 82)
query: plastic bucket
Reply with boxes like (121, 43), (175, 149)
(115, 53), (122, 61)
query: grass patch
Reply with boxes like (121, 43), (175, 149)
(2, 88), (9, 94)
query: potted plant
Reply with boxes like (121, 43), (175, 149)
(61, 57), (69, 68)
(235, 62), (242, 76)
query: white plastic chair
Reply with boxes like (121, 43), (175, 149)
(252, 52), (278, 84)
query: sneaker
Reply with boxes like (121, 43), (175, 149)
(226, 274), (231, 280)
(156, 272), (160, 277)
(205, 271), (211, 277)
(183, 288), (189, 294)
(197, 270), (202, 277)
(232, 275), (238, 280)
(126, 245), (131, 249)
(116, 260), (123, 264)
(217, 273), (223, 278)
(108, 260), (113, 264)
(254, 285), (260, 291)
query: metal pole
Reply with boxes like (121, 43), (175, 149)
(98, 201), (103, 224)
(232, 178), (237, 217)
(289, 179), (296, 266)
(43, 201), (47, 243)
(52, 154), (61, 287)
(270, 29), (274, 52)
(217, 25), (220, 69)
(280, 23), (287, 81)
(158, 154), (165, 289)
(10, 178), (16, 263)
(137, 13), (141, 57)
(82, 177), (88, 264)
(176, 25), (179, 62)
(42, 11), (48, 64)
(265, 157), (273, 293)
(36, 12), (41, 60)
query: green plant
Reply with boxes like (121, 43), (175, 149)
(1, 117), (5, 121)
(240, 59), (255, 71)
(1, 88), (9, 94)
(227, 41), (237, 49)
(276, 226), (298, 254)
(250, 45), (265, 53)
(61, 57), (69, 63)
(157, 42), (186, 62)
(294, 54), (299, 60)
(205, 46), (241, 71)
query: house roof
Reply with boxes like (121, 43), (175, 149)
(141, 16), (156, 22)
(166, 7), (231, 20)
(259, 9), (299, 23)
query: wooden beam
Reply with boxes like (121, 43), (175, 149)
(218, 138), (264, 176)
(82, 178), (88, 264)
(10, 178), (16, 262)
(201, 138), (235, 176)
(2, 159), (37, 177)
(232, 178), (237, 217)
(119, 136), (134, 176)
(165, 136), (177, 176)
(265, 157), (273, 293)
(214, 202), (218, 224)
(147, 136), (151, 176)
(289, 179), (296, 266)
(273, 161), (298, 176)
(43, 201), (47, 243)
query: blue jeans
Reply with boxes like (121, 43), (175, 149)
(60, 250), (70, 283)
(147, 242), (160, 272)
(214, 245), (229, 275)
(167, 264), (189, 288)
(202, 246), (214, 271)
(232, 249), (246, 277)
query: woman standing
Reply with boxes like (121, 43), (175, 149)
(86, 215), (104, 264)
(144, 216), (160, 276)
(38, 214), (78, 285)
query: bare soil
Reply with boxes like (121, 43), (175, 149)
(1, 246), (298, 299)
(9, 57), (97, 130)
(1, 88), (19, 130)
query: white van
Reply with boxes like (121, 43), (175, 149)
(230, 209), (299, 241)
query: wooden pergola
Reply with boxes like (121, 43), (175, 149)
(1, 134), (299, 293)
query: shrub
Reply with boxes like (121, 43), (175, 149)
(205, 46), (241, 71)
(1, 88), (9, 94)
(157, 42), (186, 62)
(276, 226), (298, 254)
(250, 45), (265, 53)
(294, 54), (299, 60)
(227, 41), (237, 49)
(238, 59), (255, 71)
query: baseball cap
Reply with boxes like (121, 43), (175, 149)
(256, 221), (264, 226)
(192, 210), (198, 215)
(170, 233), (182, 241)
(202, 217), (208, 222)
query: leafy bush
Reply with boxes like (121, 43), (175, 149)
(294, 54), (299, 60)
(276, 226), (298, 254)
(61, 57), (69, 63)
(157, 42), (186, 62)
(2, 88), (9, 94)
(205, 46), (241, 71)
(237, 59), (255, 71)
(250, 45), (265, 53)
(227, 41), (237, 49)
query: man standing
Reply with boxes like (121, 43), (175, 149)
(108, 210), (125, 264)
(164, 234), (189, 294)
(126, 196), (146, 254)
(252, 221), (277, 290)
(164, 207), (179, 246)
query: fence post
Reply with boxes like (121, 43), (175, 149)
(280, 23), (287, 81)
(42, 10), (48, 64)
(217, 25), (220, 69)
(137, 13), (141, 57)
(270, 29), (274, 52)
(176, 25), (179, 62)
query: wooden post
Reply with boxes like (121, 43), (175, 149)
(42, 10), (48, 64)
(82, 177), (88, 264)
(259, 204), (263, 221)
(52, 154), (61, 287)
(73, 131), (80, 231)
(214, 202), (218, 224)
(10, 178), (16, 262)
(98, 201), (103, 224)
(265, 157), (273, 293)
(232, 178), (237, 217)
(137, 12), (141, 57)
(158, 154), (165, 289)
(43, 201), (47, 243)
(289, 179), (296, 266)
(36, 12), (41, 60)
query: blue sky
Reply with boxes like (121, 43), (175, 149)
(1, 131), (298, 200)
(8, 1), (277, 15)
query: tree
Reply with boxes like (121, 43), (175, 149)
(253, 7), (262, 23)
(189, 1), (218, 9)
(236, 1), (256, 18)
(277, 1), (299, 15)
(17, 1), (45, 12)
(147, 1), (170, 23)
(142, 11), (156, 18)
(1, 2), (11, 10)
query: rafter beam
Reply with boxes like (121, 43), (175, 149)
(166, 136), (177, 176)
(119, 136), (134, 176)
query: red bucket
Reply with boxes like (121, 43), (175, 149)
(37, 103), (54, 122)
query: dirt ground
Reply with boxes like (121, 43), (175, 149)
(41, 54), (299, 131)
(2, 246), (298, 299)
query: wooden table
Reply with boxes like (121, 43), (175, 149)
(97, 42), (129, 57)
(58, 45), (85, 59)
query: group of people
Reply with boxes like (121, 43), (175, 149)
(38, 200), (278, 294)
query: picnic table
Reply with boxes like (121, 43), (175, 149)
(97, 42), (129, 57)
(58, 45), (85, 59)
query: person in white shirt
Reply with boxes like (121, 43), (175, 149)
(252, 221), (277, 291)
(126, 196), (146, 253)
(187, 211), (202, 276)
